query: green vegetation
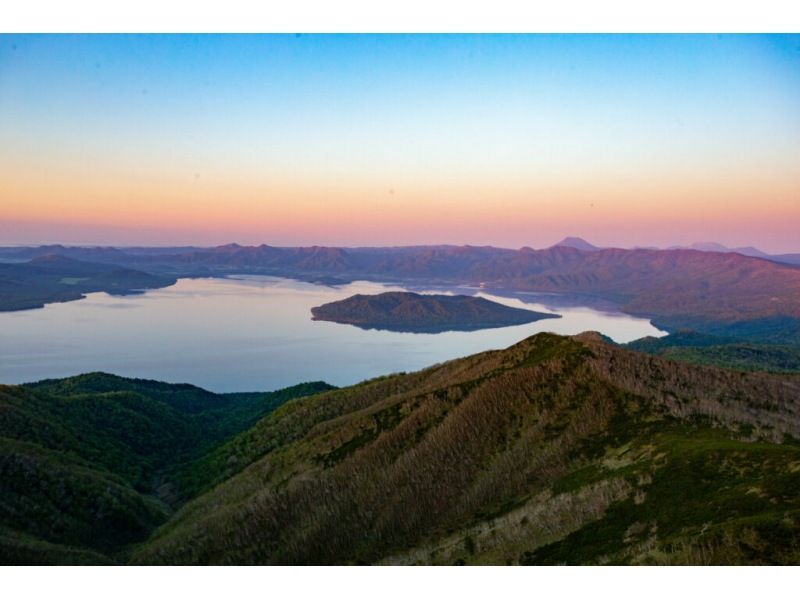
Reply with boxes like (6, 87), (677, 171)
(626, 330), (800, 373)
(3, 332), (799, 565)
(131, 333), (800, 565)
(522, 427), (800, 564)
(649, 316), (800, 347)
(0, 374), (334, 563)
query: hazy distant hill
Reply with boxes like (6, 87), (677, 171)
(771, 253), (800, 266)
(665, 241), (800, 265)
(674, 241), (771, 259)
(0, 255), (177, 311)
(311, 291), (560, 332)
(0, 245), (130, 264)
(551, 236), (602, 251)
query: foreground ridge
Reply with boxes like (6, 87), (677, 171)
(133, 332), (800, 565)
(2, 332), (799, 565)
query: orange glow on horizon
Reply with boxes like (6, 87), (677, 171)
(3, 158), (799, 251)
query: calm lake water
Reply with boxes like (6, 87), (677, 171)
(0, 276), (666, 392)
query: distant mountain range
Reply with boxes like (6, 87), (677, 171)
(671, 241), (771, 259)
(2, 240), (800, 344)
(665, 241), (800, 265)
(549, 237), (800, 264)
(5, 332), (797, 564)
(3, 237), (797, 266)
(310, 291), (559, 332)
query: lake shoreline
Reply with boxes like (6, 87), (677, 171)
(0, 275), (667, 392)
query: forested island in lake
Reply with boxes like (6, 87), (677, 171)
(310, 291), (560, 332)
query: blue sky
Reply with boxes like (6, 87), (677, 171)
(1, 34), (799, 250)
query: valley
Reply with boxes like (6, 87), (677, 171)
(0, 374), (333, 564)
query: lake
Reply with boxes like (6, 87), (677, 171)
(0, 276), (666, 392)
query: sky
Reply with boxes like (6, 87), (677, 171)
(1, 34), (799, 252)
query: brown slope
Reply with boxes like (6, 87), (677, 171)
(501, 248), (800, 322)
(132, 332), (800, 565)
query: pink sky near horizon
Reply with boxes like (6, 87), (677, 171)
(2, 34), (799, 253)
(2, 200), (799, 253)
(1, 155), (798, 252)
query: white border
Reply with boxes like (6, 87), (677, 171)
(3, 1), (799, 592)
(3, 564), (799, 598)
(1, 0), (800, 33)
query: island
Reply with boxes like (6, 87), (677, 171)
(310, 291), (561, 332)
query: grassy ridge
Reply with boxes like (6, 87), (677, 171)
(132, 333), (800, 565)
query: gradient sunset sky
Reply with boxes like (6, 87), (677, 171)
(1, 34), (799, 251)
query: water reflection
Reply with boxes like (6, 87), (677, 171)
(0, 276), (666, 392)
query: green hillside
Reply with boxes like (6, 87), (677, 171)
(626, 331), (800, 374)
(132, 333), (800, 565)
(0, 375), (333, 564)
(3, 333), (799, 565)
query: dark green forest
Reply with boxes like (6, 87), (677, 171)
(0, 375), (333, 563)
